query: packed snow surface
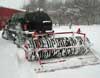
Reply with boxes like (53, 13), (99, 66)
(0, 25), (100, 78)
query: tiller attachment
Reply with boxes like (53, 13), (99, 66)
(23, 31), (100, 73)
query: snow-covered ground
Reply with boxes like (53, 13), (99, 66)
(0, 25), (100, 78)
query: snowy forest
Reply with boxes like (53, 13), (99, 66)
(24, 0), (100, 25)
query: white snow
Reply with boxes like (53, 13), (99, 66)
(0, 25), (100, 78)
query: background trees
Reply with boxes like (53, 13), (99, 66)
(74, 0), (100, 25)
(24, 0), (100, 25)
